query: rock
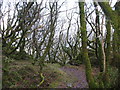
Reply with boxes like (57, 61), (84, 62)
(67, 83), (72, 88)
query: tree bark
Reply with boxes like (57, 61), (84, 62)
(79, 2), (97, 88)
(98, 2), (120, 87)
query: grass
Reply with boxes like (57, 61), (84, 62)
(43, 63), (77, 88)
(2, 60), (77, 88)
(93, 66), (118, 88)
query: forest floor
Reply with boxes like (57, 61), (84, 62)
(57, 65), (99, 88)
(3, 60), (100, 88)
(57, 65), (89, 88)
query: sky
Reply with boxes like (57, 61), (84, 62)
(1, 0), (117, 38)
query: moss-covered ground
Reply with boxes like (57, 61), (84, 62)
(2, 60), (77, 88)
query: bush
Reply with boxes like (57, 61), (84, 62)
(9, 51), (32, 60)
(2, 57), (15, 87)
(106, 66), (118, 88)
(94, 66), (118, 88)
(68, 59), (82, 66)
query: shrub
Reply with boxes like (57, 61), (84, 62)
(94, 66), (118, 88)
(106, 66), (118, 88)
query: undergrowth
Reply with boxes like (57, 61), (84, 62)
(2, 58), (75, 88)
(94, 66), (118, 88)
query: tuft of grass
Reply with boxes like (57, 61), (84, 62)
(42, 63), (67, 87)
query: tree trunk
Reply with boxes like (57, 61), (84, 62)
(78, 2), (97, 88)
(106, 19), (111, 67)
(93, 2), (105, 72)
(98, 2), (120, 87)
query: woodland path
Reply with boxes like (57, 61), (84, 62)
(58, 65), (89, 88)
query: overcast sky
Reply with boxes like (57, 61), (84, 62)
(1, 0), (117, 39)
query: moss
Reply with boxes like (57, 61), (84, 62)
(98, 2), (120, 65)
(98, 2), (118, 29)
(79, 2), (97, 88)
(94, 66), (118, 88)
(3, 60), (79, 88)
(43, 63), (77, 88)
(106, 19), (111, 65)
(97, 39), (104, 72)
(2, 60), (40, 88)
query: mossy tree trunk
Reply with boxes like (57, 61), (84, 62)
(93, 2), (105, 72)
(98, 1), (120, 87)
(93, 2), (100, 60)
(103, 18), (111, 87)
(98, 2), (120, 61)
(106, 19), (111, 67)
(114, 1), (120, 87)
(78, 2), (97, 88)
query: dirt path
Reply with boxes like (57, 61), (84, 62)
(58, 65), (89, 88)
